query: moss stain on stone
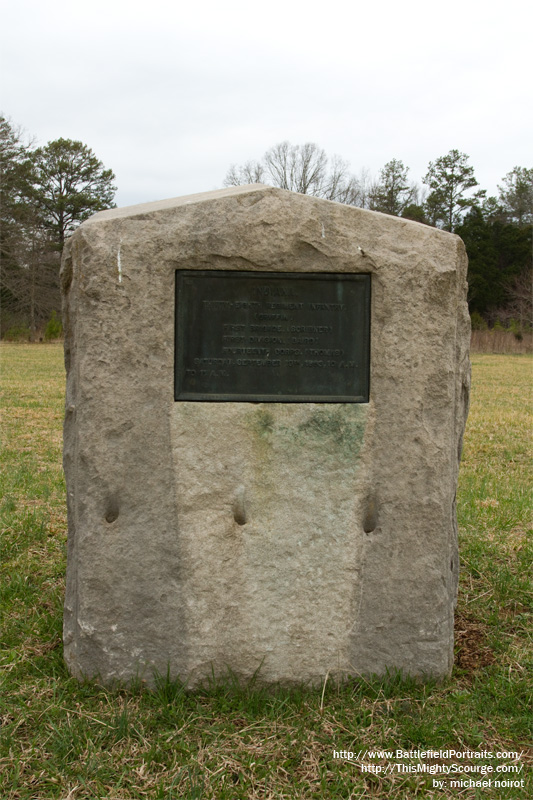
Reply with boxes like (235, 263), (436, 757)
(296, 406), (367, 459)
(245, 404), (367, 463)
(244, 407), (277, 517)
(246, 407), (275, 441)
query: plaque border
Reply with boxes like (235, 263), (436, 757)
(175, 270), (371, 403)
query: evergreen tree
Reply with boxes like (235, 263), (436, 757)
(401, 203), (428, 224)
(368, 159), (415, 216)
(497, 166), (533, 226)
(0, 120), (117, 337)
(423, 149), (484, 231)
(457, 208), (532, 316)
(32, 138), (116, 249)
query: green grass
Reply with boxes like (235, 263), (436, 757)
(1, 344), (531, 799)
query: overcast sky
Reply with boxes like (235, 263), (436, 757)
(2, 0), (532, 209)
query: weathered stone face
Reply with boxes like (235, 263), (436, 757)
(61, 184), (470, 687)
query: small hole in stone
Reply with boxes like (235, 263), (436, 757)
(105, 497), (119, 524)
(363, 496), (378, 533)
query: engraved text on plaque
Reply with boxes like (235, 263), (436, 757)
(174, 271), (370, 402)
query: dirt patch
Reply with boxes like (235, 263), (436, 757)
(454, 612), (496, 673)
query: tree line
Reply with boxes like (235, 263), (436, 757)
(225, 143), (532, 328)
(1, 116), (116, 339)
(1, 118), (531, 339)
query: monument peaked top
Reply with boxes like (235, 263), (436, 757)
(83, 184), (457, 248)
(86, 184), (275, 223)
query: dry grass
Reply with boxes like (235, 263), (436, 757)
(1, 344), (532, 799)
(471, 329), (533, 354)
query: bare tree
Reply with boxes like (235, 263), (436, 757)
(223, 141), (361, 205)
(503, 269), (533, 329)
(352, 168), (373, 209)
(224, 160), (265, 186)
(0, 116), (59, 338)
(321, 154), (362, 204)
(1, 210), (60, 340)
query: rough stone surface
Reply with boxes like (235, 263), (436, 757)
(61, 184), (470, 687)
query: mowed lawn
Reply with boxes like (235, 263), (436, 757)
(1, 343), (531, 800)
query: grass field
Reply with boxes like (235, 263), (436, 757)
(1, 344), (531, 799)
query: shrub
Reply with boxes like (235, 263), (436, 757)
(3, 325), (31, 341)
(44, 311), (63, 341)
(470, 311), (487, 330)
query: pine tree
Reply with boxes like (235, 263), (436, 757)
(32, 138), (116, 249)
(423, 149), (484, 231)
(497, 167), (533, 226)
(368, 159), (415, 216)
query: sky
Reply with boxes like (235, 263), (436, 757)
(2, 0), (532, 209)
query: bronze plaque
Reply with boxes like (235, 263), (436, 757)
(175, 271), (370, 402)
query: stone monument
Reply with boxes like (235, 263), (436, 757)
(61, 184), (470, 687)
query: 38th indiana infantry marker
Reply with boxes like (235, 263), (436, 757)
(61, 185), (470, 686)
